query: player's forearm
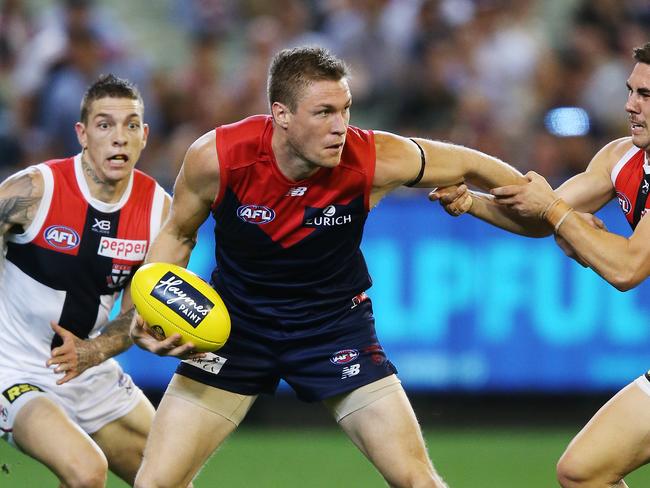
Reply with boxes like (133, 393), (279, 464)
(145, 224), (196, 267)
(470, 192), (551, 237)
(89, 309), (135, 362)
(554, 213), (644, 291)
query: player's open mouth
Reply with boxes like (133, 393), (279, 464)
(108, 154), (129, 163)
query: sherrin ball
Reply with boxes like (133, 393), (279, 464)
(130, 262), (230, 352)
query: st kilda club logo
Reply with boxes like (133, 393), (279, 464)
(150, 272), (213, 327)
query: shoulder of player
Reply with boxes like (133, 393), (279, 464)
(591, 137), (635, 169)
(0, 166), (44, 232)
(184, 130), (220, 179)
(177, 129), (220, 203)
(0, 165), (45, 199)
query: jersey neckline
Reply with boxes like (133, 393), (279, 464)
(73, 153), (134, 212)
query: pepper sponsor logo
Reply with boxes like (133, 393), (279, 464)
(330, 349), (359, 365)
(2, 383), (43, 403)
(98, 237), (147, 261)
(237, 205), (275, 224)
(44, 225), (80, 250)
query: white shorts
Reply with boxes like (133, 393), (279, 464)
(0, 359), (144, 446)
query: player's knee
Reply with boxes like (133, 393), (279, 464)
(556, 451), (593, 488)
(135, 464), (190, 488)
(61, 453), (108, 488)
(386, 459), (447, 488)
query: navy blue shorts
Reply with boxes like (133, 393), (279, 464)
(175, 295), (397, 402)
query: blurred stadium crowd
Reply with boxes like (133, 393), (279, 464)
(1, 0), (649, 190)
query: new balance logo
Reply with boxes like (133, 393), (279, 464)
(341, 364), (361, 379)
(287, 186), (308, 197)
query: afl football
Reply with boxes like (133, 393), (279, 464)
(130, 262), (230, 352)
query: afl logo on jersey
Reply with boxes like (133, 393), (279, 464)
(44, 225), (80, 250)
(330, 349), (359, 365)
(237, 205), (275, 224)
(616, 191), (632, 214)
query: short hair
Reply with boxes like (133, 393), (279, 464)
(633, 42), (650, 64)
(80, 74), (143, 123)
(267, 46), (349, 112)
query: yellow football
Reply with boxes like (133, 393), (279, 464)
(130, 262), (230, 352)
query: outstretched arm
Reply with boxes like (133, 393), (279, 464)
(131, 130), (220, 357)
(432, 138), (624, 237)
(371, 131), (529, 206)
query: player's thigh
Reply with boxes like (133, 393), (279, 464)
(91, 395), (155, 484)
(332, 379), (436, 481)
(137, 374), (255, 487)
(14, 395), (107, 482)
(560, 381), (650, 480)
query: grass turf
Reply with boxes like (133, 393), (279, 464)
(2, 428), (650, 487)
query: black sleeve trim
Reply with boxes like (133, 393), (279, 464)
(405, 138), (426, 187)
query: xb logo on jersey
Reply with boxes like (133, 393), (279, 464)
(92, 218), (111, 233)
(44, 225), (80, 250)
(237, 204), (276, 224)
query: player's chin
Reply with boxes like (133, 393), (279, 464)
(103, 164), (133, 181)
(632, 134), (650, 150)
(318, 151), (343, 167)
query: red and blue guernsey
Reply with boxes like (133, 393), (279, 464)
(611, 145), (650, 229)
(211, 115), (375, 325)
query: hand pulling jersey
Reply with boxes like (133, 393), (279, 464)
(611, 145), (650, 229)
(211, 115), (375, 325)
(0, 154), (166, 373)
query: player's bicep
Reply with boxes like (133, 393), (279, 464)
(555, 171), (614, 213)
(167, 131), (220, 240)
(558, 138), (625, 213)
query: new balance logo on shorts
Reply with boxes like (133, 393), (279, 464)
(341, 364), (361, 379)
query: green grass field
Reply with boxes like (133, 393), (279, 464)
(3, 427), (650, 487)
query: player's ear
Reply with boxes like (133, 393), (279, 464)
(271, 102), (290, 130)
(75, 122), (88, 149)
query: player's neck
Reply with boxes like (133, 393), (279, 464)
(271, 136), (319, 182)
(80, 154), (129, 203)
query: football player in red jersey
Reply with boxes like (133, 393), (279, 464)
(0, 75), (172, 487)
(130, 46), (529, 488)
(433, 42), (650, 487)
